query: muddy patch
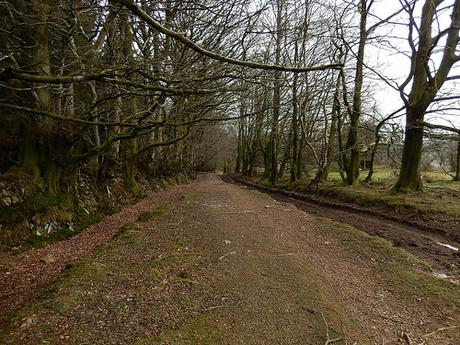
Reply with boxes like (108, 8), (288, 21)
(225, 176), (460, 280)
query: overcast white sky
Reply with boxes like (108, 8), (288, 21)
(366, 0), (460, 127)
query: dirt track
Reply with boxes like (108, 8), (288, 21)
(1, 174), (459, 344)
(226, 175), (460, 279)
(0, 183), (192, 323)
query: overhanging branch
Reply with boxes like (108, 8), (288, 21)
(0, 69), (221, 95)
(120, 0), (342, 73)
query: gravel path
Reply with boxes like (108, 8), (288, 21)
(1, 173), (459, 344)
(226, 176), (460, 279)
(0, 182), (192, 323)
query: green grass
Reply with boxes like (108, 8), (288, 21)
(59, 261), (108, 289)
(144, 316), (222, 345)
(25, 227), (78, 250)
(137, 204), (168, 222)
(262, 168), (460, 218)
(22, 191), (74, 213)
(38, 259), (111, 317)
(0, 258), (110, 339)
(320, 183), (460, 217)
(0, 206), (25, 225)
(424, 180), (460, 191)
(114, 223), (137, 238)
(326, 169), (454, 183)
(21, 213), (104, 251)
(182, 192), (197, 201)
(0, 191), (76, 243)
(327, 220), (460, 312)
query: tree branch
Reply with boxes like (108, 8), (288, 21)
(120, 0), (342, 73)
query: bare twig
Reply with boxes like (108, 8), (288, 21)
(204, 304), (224, 312)
(304, 308), (344, 345)
(218, 251), (236, 260)
(422, 325), (459, 338)
(402, 331), (413, 345)
(120, 0), (342, 73)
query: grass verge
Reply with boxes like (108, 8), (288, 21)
(137, 204), (168, 222)
(327, 219), (460, 312)
(248, 169), (460, 218)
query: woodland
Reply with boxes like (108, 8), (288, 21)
(1, 0), (460, 193)
(1, 0), (460, 244)
(1, 1), (460, 344)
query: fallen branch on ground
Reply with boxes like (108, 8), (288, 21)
(303, 308), (343, 345)
(422, 325), (459, 338)
(402, 332), (413, 345)
(218, 251), (236, 260)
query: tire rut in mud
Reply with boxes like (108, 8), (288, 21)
(224, 175), (460, 279)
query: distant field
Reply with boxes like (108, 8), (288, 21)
(326, 169), (460, 191)
(327, 169), (452, 181)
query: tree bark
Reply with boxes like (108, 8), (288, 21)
(344, 0), (367, 185)
(316, 74), (340, 182)
(393, 107), (424, 192)
(455, 140), (460, 181)
(268, 0), (284, 185)
(394, 0), (460, 191)
(19, 0), (63, 192)
(290, 74), (299, 183)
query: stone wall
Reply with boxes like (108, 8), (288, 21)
(0, 168), (182, 248)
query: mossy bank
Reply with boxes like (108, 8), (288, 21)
(0, 167), (193, 249)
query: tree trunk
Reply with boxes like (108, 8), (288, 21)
(344, 0), (367, 185)
(262, 145), (271, 180)
(394, 0), (460, 191)
(336, 97), (347, 183)
(235, 95), (246, 174)
(345, 117), (360, 185)
(278, 132), (291, 179)
(454, 140), (460, 181)
(268, 0), (283, 186)
(20, 127), (41, 183)
(249, 96), (265, 177)
(19, 0), (63, 192)
(394, 107), (424, 192)
(296, 128), (305, 179)
(290, 72), (299, 183)
(290, 35), (300, 183)
(363, 133), (379, 183)
(316, 75), (340, 182)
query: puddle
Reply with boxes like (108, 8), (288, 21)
(435, 242), (459, 252)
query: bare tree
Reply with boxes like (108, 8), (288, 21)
(394, 0), (460, 192)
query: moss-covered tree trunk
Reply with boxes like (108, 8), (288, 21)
(278, 132), (291, 179)
(19, 128), (41, 183)
(394, 107), (425, 192)
(235, 94), (246, 174)
(235, 123), (242, 174)
(316, 75), (340, 182)
(394, 0), (460, 192)
(455, 140), (460, 181)
(268, 71), (281, 185)
(344, 0), (367, 186)
(248, 96), (265, 177)
(393, 1), (434, 192)
(19, 0), (62, 193)
(290, 71), (299, 183)
(122, 5), (138, 189)
(296, 131), (305, 180)
(363, 132), (380, 183)
(268, 0), (284, 186)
